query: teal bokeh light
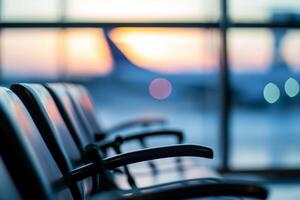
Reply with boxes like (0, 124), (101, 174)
(263, 82), (280, 104)
(284, 78), (299, 98)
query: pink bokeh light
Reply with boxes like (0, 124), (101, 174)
(149, 78), (172, 100)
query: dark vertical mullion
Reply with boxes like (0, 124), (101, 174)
(0, 0), (2, 82)
(220, 0), (230, 171)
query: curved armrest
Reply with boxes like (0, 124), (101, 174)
(105, 117), (167, 134)
(121, 130), (185, 176)
(126, 183), (268, 200)
(94, 130), (184, 151)
(103, 144), (213, 170)
(66, 163), (97, 183)
(122, 130), (184, 144)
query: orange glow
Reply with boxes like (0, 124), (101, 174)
(228, 29), (273, 72)
(109, 28), (219, 74)
(1, 29), (59, 79)
(64, 29), (113, 76)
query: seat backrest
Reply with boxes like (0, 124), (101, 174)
(0, 87), (72, 200)
(65, 84), (102, 138)
(11, 83), (92, 199)
(0, 155), (22, 200)
(45, 83), (93, 150)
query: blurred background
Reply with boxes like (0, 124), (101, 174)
(1, 0), (300, 198)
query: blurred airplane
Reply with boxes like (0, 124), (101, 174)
(96, 12), (300, 106)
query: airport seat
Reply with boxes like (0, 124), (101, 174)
(45, 83), (187, 183)
(63, 83), (187, 179)
(0, 88), (267, 200)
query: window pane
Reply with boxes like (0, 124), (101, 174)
(1, 29), (60, 80)
(66, 0), (219, 22)
(97, 28), (222, 169)
(109, 28), (220, 74)
(0, 28), (113, 80)
(228, 29), (273, 73)
(63, 29), (114, 77)
(281, 30), (300, 71)
(229, 0), (300, 22)
(229, 28), (300, 169)
(2, 0), (61, 21)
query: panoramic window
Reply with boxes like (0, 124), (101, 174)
(0, 0), (300, 173)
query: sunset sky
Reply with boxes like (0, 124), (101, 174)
(1, 0), (300, 78)
(1, 29), (113, 79)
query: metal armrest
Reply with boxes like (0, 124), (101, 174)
(103, 144), (213, 170)
(120, 130), (184, 176)
(69, 144), (215, 196)
(93, 132), (184, 184)
(121, 130), (184, 144)
(94, 130), (184, 152)
(95, 127), (178, 143)
(77, 144), (212, 178)
(125, 182), (268, 200)
(105, 117), (167, 134)
(65, 163), (97, 184)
